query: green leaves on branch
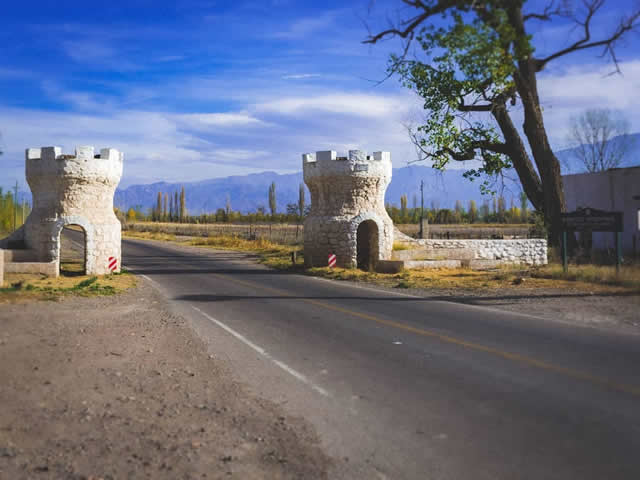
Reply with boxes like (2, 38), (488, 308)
(391, 4), (533, 194)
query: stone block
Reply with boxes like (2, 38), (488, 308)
(4, 260), (58, 277)
(376, 260), (404, 274)
(403, 260), (462, 269)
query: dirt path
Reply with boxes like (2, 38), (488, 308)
(0, 282), (331, 479)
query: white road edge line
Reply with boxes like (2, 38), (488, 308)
(190, 306), (330, 398)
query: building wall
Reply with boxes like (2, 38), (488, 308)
(563, 167), (640, 254)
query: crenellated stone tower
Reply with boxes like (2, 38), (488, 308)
(303, 149), (394, 269)
(2, 146), (124, 275)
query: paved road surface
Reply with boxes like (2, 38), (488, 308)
(120, 237), (640, 479)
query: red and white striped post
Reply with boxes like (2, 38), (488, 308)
(107, 256), (118, 273)
(328, 253), (337, 268)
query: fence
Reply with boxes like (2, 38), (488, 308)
(124, 222), (303, 245)
(395, 223), (537, 239)
(124, 221), (541, 244)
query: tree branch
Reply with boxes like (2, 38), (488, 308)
(362, 0), (458, 44)
(523, 1), (570, 22)
(534, 0), (640, 71)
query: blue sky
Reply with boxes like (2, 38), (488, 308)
(1, 0), (639, 191)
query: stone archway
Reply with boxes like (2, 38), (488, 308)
(59, 225), (87, 276)
(357, 220), (379, 271)
(53, 216), (96, 276)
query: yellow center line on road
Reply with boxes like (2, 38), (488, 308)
(213, 271), (640, 398)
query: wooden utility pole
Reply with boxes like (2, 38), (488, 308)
(418, 180), (424, 239)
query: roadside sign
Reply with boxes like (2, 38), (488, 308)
(328, 253), (336, 268)
(561, 207), (623, 232)
(560, 207), (624, 273)
(108, 256), (118, 273)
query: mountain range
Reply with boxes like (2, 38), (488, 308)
(114, 133), (640, 214)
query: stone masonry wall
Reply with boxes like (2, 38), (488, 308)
(409, 238), (548, 265)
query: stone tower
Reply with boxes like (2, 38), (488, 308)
(302, 150), (394, 269)
(2, 146), (124, 275)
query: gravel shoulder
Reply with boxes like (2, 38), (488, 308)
(0, 281), (331, 479)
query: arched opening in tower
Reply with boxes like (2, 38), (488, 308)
(60, 225), (87, 276)
(356, 220), (379, 271)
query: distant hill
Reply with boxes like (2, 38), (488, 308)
(114, 166), (523, 215)
(114, 133), (640, 215)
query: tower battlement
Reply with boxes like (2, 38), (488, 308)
(26, 146), (123, 183)
(302, 150), (391, 182)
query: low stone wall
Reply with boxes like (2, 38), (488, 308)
(3, 249), (38, 262)
(4, 260), (59, 277)
(399, 238), (548, 266)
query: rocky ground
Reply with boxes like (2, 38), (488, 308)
(0, 281), (331, 480)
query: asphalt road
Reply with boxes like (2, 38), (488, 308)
(120, 237), (640, 479)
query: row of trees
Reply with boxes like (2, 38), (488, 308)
(387, 193), (530, 225)
(128, 182), (309, 224)
(147, 187), (187, 222)
(0, 188), (31, 233)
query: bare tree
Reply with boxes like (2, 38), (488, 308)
(364, 0), (640, 244)
(568, 108), (634, 173)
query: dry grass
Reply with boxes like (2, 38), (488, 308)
(124, 230), (177, 242)
(532, 264), (640, 291)
(307, 264), (637, 293)
(0, 270), (136, 303)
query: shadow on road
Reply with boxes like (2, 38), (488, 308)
(173, 290), (638, 307)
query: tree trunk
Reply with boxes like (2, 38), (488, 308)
(492, 105), (544, 211)
(515, 60), (567, 246)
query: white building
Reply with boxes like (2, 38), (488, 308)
(563, 166), (640, 254)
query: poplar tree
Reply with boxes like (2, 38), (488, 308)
(298, 184), (305, 221)
(180, 186), (186, 222)
(163, 193), (168, 222)
(174, 191), (179, 223)
(155, 192), (162, 222)
(268, 182), (277, 218)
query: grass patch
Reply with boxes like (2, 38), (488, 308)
(0, 270), (136, 303)
(124, 230), (177, 242)
(392, 242), (410, 251)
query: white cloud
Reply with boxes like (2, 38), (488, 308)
(254, 92), (416, 118)
(174, 112), (266, 130)
(271, 10), (343, 39)
(536, 60), (640, 145)
(282, 74), (321, 80)
(62, 40), (116, 62)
